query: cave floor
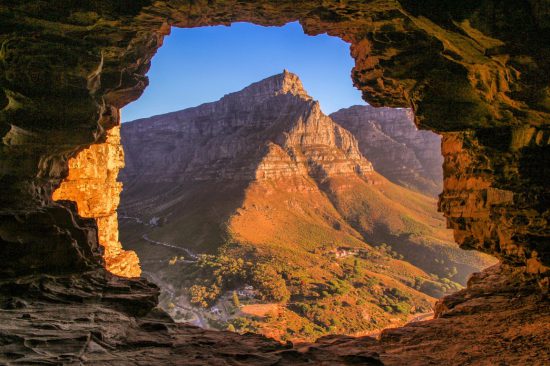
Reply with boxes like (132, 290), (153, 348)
(0, 265), (548, 365)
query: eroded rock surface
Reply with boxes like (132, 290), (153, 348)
(331, 105), (443, 196)
(440, 130), (549, 276)
(0, 0), (548, 364)
(52, 126), (141, 278)
(0, 265), (547, 365)
(0, 270), (382, 366)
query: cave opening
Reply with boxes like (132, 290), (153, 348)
(3, 1), (549, 364)
(53, 22), (496, 342)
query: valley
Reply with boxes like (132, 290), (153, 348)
(119, 71), (495, 341)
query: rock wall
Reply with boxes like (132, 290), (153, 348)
(0, 0), (547, 277)
(440, 129), (549, 277)
(121, 72), (374, 184)
(53, 126), (141, 278)
(331, 105), (443, 196)
(0, 1), (548, 364)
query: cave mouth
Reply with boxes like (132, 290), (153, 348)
(52, 22), (497, 342)
(3, 2), (548, 363)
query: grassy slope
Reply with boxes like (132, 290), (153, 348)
(120, 181), (248, 253)
(120, 165), (495, 341)
(211, 171), (494, 340)
(319, 172), (495, 284)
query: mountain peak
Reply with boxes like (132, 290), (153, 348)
(234, 70), (311, 102)
(278, 69), (308, 96)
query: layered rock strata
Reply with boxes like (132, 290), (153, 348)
(0, 0), (548, 364)
(0, 264), (547, 365)
(330, 105), (443, 196)
(53, 126), (141, 278)
(121, 71), (373, 185)
(440, 130), (549, 277)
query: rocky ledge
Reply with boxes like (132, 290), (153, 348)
(0, 264), (547, 365)
(0, 270), (383, 365)
(0, 1), (548, 364)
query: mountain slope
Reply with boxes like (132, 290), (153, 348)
(330, 105), (443, 197)
(119, 71), (494, 340)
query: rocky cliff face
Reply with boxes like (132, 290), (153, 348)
(330, 105), (443, 196)
(52, 126), (141, 278)
(121, 71), (372, 185)
(120, 70), (380, 257)
(0, 1), (548, 364)
(119, 72), (495, 339)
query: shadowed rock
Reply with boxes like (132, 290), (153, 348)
(0, 1), (548, 364)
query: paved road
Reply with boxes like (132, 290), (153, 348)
(141, 234), (198, 261)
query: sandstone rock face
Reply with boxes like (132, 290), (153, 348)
(0, 264), (547, 365)
(0, 1), (548, 364)
(121, 71), (373, 185)
(53, 126), (141, 278)
(331, 105), (443, 196)
(440, 131), (549, 276)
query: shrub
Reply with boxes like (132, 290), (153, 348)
(232, 290), (241, 308)
(393, 302), (412, 314)
(251, 263), (290, 303)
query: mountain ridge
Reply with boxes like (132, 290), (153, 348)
(330, 105), (443, 196)
(119, 71), (495, 341)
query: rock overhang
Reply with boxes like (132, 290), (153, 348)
(0, 1), (548, 363)
(1, 0), (547, 275)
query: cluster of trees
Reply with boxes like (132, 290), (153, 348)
(376, 243), (404, 260)
(251, 263), (290, 302)
(185, 254), (290, 308)
(228, 317), (258, 334)
(377, 287), (413, 314)
(188, 255), (248, 307)
(410, 274), (462, 298)
(325, 278), (353, 296)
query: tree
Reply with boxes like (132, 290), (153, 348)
(232, 290), (241, 308)
(251, 264), (290, 303)
(189, 284), (220, 308)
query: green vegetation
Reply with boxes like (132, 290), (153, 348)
(121, 164), (493, 343)
(376, 243), (404, 260)
(232, 290), (241, 308)
(229, 317), (259, 334)
(182, 252), (290, 307)
(376, 287), (412, 314)
(176, 242), (443, 341)
(250, 263), (290, 302)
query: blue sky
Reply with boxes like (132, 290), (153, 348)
(122, 22), (366, 122)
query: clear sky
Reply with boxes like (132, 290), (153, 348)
(121, 22), (366, 122)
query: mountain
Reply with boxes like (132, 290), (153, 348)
(119, 71), (494, 341)
(330, 105), (443, 197)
